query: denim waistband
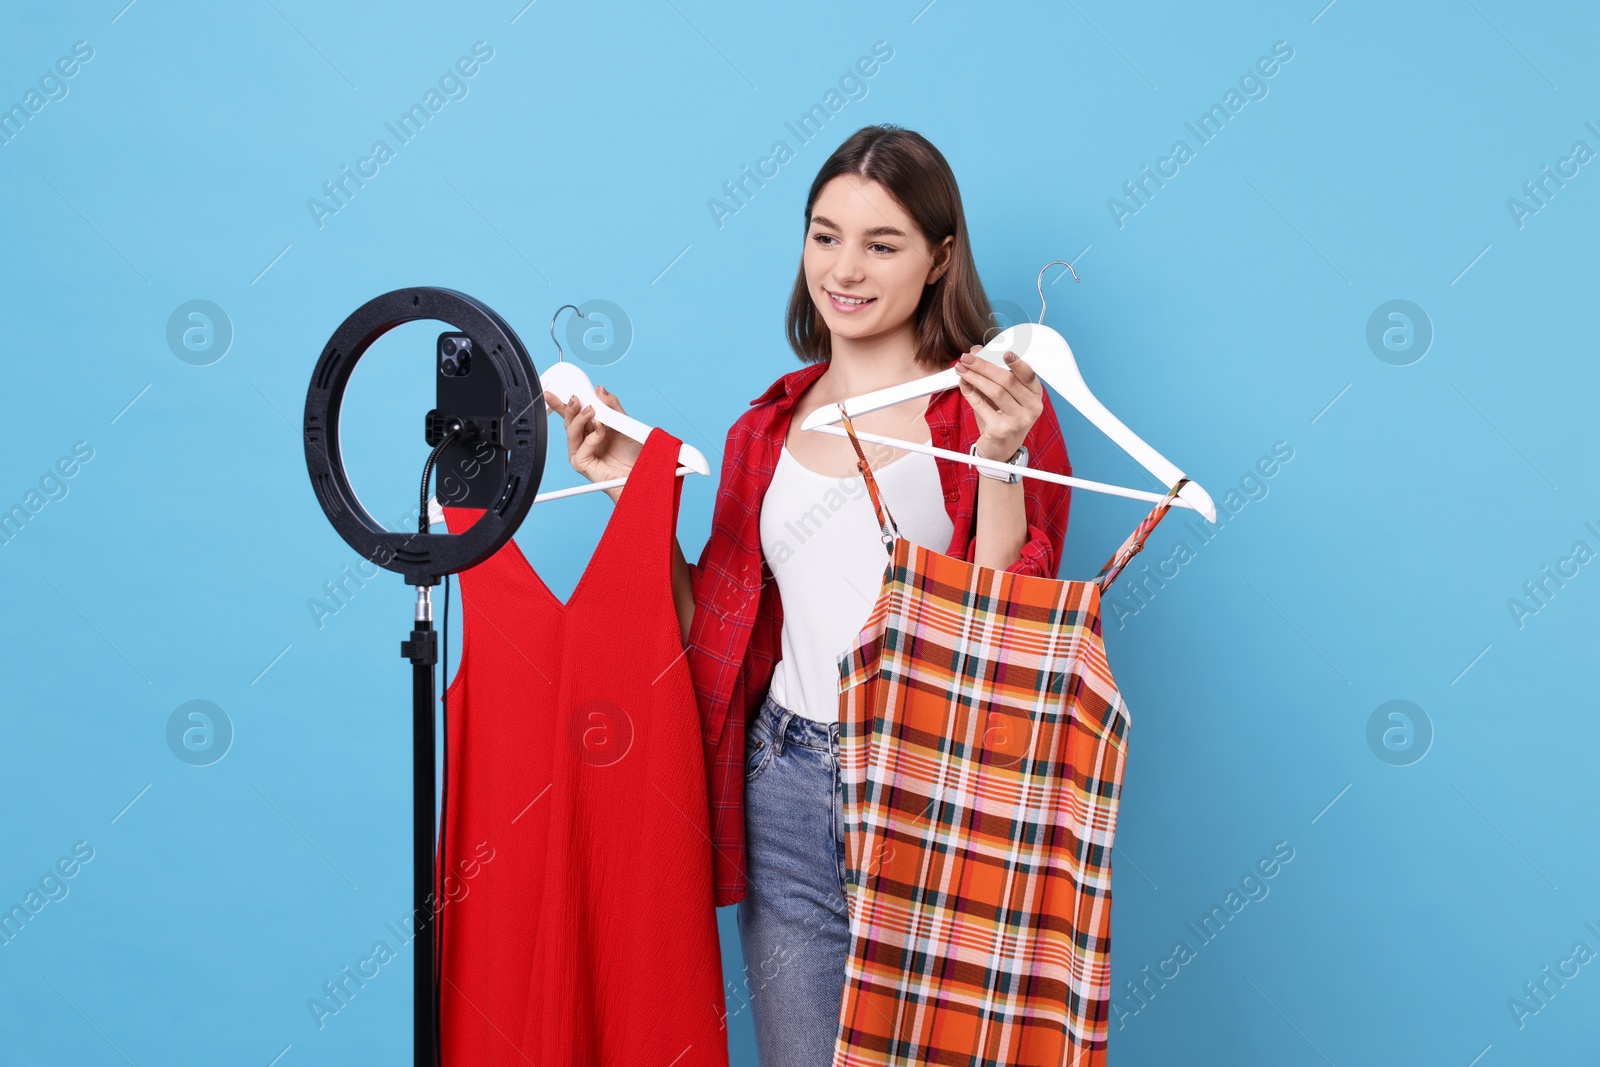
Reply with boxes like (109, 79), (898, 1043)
(757, 689), (839, 756)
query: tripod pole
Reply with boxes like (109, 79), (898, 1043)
(401, 586), (440, 1067)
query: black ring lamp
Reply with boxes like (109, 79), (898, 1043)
(302, 287), (546, 1067)
(304, 286), (546, 586)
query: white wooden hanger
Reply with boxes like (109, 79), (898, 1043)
(798, 261), (1216, 522)
(427, 304), (707, 526)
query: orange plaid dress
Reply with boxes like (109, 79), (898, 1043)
(831, 411), (1187, 1067)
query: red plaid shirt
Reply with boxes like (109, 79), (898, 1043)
(686, 357), (1072, 906)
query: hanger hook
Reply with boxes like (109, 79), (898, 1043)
(1035, 260), (1080, 324)
(549, 303), (585, 362)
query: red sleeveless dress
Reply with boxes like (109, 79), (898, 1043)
(437, 426), (728, 1066)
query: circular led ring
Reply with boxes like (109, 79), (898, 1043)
(303, 287), (546, 586)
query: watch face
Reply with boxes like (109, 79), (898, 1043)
(1006, 446), (1027, 483)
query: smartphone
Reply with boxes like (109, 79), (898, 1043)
(431, 332), (507, 511)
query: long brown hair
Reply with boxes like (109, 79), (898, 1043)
(785, 125), (993, 370)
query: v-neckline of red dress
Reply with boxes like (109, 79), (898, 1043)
(515, 425), (667, 617)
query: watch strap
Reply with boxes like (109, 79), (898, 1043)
(972, 442), (1027, 483)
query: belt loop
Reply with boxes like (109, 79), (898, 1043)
(772, 707), (793, 757)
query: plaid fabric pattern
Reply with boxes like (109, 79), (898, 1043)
(832, 409), (1186, 1067)
(683, 359), (1073, 907)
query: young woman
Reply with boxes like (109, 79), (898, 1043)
(545, 124), (1071, 1065)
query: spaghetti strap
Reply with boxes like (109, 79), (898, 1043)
(837, 407), (900, 555)
(1093, 478), (1191, 591)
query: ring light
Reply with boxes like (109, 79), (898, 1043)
(302, 286), (546, 586)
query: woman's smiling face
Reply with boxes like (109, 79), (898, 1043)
(803, 175), (952, 344)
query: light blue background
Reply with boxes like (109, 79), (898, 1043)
(3, 1), (1597, 1064)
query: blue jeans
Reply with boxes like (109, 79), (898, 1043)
(736, 689), (850, 1067)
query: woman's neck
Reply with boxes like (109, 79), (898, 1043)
(822, 323), (925, 398)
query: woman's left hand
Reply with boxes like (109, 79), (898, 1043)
(953, 345), (1044, 462)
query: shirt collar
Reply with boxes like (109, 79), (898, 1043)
(748, 360), (829, 408)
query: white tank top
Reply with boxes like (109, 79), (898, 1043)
(759, 441), (955, 723)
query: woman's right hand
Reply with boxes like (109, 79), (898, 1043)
(544, 385), (642, 489)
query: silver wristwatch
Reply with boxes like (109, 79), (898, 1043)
(971, 442), (1028, 484)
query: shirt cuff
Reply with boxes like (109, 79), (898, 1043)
(1004, 526), (1060, 578)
